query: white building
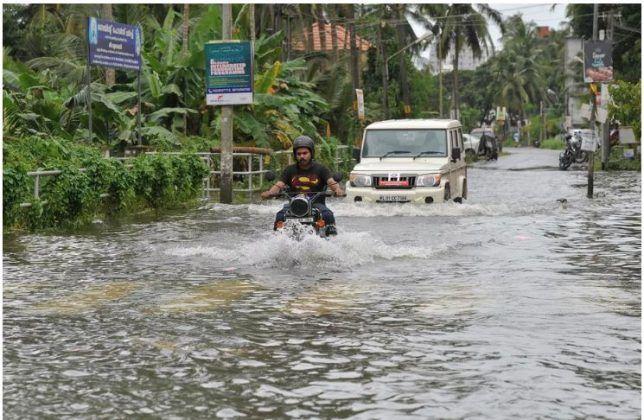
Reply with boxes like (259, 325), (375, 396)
(424, 42), (493, 74)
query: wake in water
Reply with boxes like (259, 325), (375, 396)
(166, 229), (445, 270)
(206, 200), (561, 220)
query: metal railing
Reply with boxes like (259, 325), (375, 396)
(19, 168), (113, 208)
(17, 145), (355, 207)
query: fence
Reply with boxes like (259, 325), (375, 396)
(17, 145), (355, 207)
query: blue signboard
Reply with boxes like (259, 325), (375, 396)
(205, 41), (253, 106)
(88, 17), (141, 71)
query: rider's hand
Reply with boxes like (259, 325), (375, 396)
(260, 191), (273, 200)
(335, 190), (346, 198)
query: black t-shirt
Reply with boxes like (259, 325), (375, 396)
(280, 162), (331, 204)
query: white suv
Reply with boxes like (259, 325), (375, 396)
(346, 119), (467, 204)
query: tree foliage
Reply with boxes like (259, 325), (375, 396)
(609, 80), (641, 140)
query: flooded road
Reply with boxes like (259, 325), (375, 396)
(4, 147), (640, 418)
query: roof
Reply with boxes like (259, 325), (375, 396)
(291, 23), (372, 52)
(365, 119), (462, 130)
(537, 26), (552, 38)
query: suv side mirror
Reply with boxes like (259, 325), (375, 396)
(451, 147), (461, 162)
(332, 172), (343, 182)
(352, 147), (361, 163)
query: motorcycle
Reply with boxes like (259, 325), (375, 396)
(558, 133), (589, 171)
(478, 134), (498, 161)
(264, 171), (343, 239)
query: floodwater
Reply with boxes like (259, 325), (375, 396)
(3, 148), (641, 418)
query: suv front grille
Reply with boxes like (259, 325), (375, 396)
(373, 176), (416, 189)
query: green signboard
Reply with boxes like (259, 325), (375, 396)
(205, 41), (253, 106)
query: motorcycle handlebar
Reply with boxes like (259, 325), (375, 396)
(272, 189), (334, 199)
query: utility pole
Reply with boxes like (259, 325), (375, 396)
(540, 100), (545, 146)
(438, 38), (443, 118)
(601, 9), (613, 170)
(378, 19), (389, 119)
(102, 4), (115, 87)
(587, 3), (598, 199)
(250, 4), (255, 43)
(220, 4), (234, 204)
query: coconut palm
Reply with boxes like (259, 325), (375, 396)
(491, 15), (546, 130)
(421, 4), (503, 119)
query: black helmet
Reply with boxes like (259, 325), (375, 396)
(292, 135), (315, 159)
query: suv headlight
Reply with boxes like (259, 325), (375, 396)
(349, 173), (372, 187)
(416, 174), (441, 187)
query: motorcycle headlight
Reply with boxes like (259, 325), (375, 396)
(349, 173), (372, 187)
(416, 174), (441, 187)
(290, 196), (310, 217)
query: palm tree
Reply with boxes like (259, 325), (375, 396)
(490, 14), (546, 141)
(422, 4), (503, 119)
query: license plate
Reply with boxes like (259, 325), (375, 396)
(379, 180), (409, 187)
(286, 217), (314, 223)
(378, 195), (409, 203)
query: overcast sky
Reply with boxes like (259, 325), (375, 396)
(410, 3), (570, 52)
(488, 3), (569, 47)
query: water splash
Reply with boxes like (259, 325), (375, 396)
(166, 229), (442, 269)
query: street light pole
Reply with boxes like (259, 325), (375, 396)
(378, 20), (389, 119)
(382, 32), (433, 118)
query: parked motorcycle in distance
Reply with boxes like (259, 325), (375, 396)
(558, 134), (574, 170)
(558, 132), (588, 170)
(478, 133), (498, 161)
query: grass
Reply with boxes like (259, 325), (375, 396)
(539, 137), (565, 150)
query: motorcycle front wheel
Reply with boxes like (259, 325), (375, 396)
(575, 151), (589, 163)
(559, 152), (572, 170)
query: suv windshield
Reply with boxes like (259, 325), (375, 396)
(362, 129), (447, 158)
(469, 130), (493, 140)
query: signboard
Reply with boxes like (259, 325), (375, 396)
(496, 106), (506, 121)
(600, 83), (610, 108)
(618, 127), (637, 145)
(88, 17), (141, 71)
(205, 41), (253, 106)
(355, 89), (365, 120)
(579, 103), (592, 120)
(596, 108), (608, 124)
(580, 132), (598, 152)
(583, 40), (613, 83)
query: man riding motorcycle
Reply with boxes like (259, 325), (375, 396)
(261, 135), (345, 235)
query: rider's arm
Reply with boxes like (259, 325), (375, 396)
(326, 178), (345, 197)
(261, 181), (286, 199)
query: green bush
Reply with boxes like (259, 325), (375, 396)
(40, 165), (99, 227)
(606, 146), (641, 171)
(609, 80), (641, 140)
(319, 136), (339, 170)
(540, 137), (565, 150)
(3, 136), (210, 230)
(3, 165), (30, 226)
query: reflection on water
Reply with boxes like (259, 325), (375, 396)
(3, 163), (640, 418)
